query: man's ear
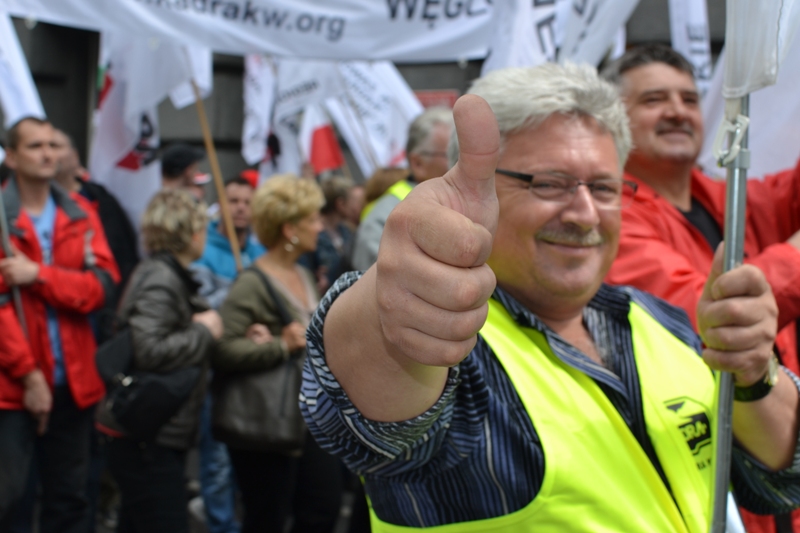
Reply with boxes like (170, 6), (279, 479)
(3, 150), (18, 171)
(408, 152), (423, 177)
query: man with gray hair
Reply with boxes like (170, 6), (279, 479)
(351, 107), (453, 270)
(300, 63), (800, 531)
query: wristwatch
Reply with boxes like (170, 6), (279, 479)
(734, 355), (780, 402)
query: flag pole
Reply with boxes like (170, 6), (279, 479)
(0, 185), (28, 337)
(188, 79), (244, 272)
(710, 93), (750, 533)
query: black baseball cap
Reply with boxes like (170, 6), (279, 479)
(161, 143), (205, 177)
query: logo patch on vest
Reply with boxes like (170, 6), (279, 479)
(665, 397), (713, 471)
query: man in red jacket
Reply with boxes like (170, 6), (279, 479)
(0, 117), (119, 533)
(604, 44), (800, 533)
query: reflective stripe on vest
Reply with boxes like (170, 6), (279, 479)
(360, 180), (414, 222)
(369, 299), (715, 532)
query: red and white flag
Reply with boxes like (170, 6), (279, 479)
(299, 104), (344, 175)
(0, 12), (45, 128)
(89, 34), (211, 228)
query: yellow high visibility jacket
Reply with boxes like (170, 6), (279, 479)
(360, 180), (414, 222)
(369, 298), (715, 532)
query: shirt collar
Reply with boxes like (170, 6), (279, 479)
(492, 283), (631, 332)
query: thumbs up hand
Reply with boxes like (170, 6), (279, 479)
(323, 95), (500, 421)
(374, 94), (500, 367)
(697, 243), (778, 387)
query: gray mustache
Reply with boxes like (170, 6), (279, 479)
(656, 122), (693, 135)
(536, 228), (604, 246)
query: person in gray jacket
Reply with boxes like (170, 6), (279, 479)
(96, 189), (223, 533)
(351, 107), (454, 271)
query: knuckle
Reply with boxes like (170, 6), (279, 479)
(438, 338), (477, 366)
(451, 279), (484, 309)
(453, 228), (485, 266)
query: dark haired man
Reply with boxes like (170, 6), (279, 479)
(190, 174), (264, 533)
(604, 44), (800, 533)
(0, 117), (119, 532)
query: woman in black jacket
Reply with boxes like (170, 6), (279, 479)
(96, 189), (223, 533)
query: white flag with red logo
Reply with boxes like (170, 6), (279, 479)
(0, 12), (45, 128)
(89, 34), (211, 227)
(299, 104), (344, 175)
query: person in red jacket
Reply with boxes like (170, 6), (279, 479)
(0, 117), (120, 533)
(603, 44), (800, 533)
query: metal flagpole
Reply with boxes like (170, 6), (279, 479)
(0, 184), (28, 336)
(710, 94), (750, 533)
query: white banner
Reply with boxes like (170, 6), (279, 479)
(480, 0), (559, 74)
(723, 0), (800, 98)
(559, 0), (640, 66)
(699, 46), (800, 179)
(668, 0), (712, 97)
(0, 12), (45, 128)
(1, 0), (493, 62)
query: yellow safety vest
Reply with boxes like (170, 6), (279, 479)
(360, 180), (414, 222)
(369, 299), (716, 532)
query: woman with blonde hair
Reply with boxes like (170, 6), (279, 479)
(97, 189), (223, 533)
(214, 174), (343, 533)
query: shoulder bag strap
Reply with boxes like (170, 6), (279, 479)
(246, 266), (294, 327)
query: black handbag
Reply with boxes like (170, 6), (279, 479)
(96, 275), (202, 442)
(212, 267), (307, 454)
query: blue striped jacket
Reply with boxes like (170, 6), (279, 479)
(300, 273), (800, 527)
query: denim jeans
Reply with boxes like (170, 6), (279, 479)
(199, 394), (240, 533)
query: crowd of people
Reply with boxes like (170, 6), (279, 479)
(2, 43), (800, 533)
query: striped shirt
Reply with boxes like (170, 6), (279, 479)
(300, 272), (800, 527)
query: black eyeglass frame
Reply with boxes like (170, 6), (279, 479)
(494, 168), (638, 209)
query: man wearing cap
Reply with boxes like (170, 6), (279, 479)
(161, 143), (206, 196)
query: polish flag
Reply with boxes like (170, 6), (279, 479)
(299, 104), (344, 175)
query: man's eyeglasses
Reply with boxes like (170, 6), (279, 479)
(495, 169), (638, 210)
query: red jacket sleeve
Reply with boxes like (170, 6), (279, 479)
(0, 298), (36, 379)
(741, 164), (800, 329)
(29, 196), (121, 314)
(608, 206), (710, 328)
